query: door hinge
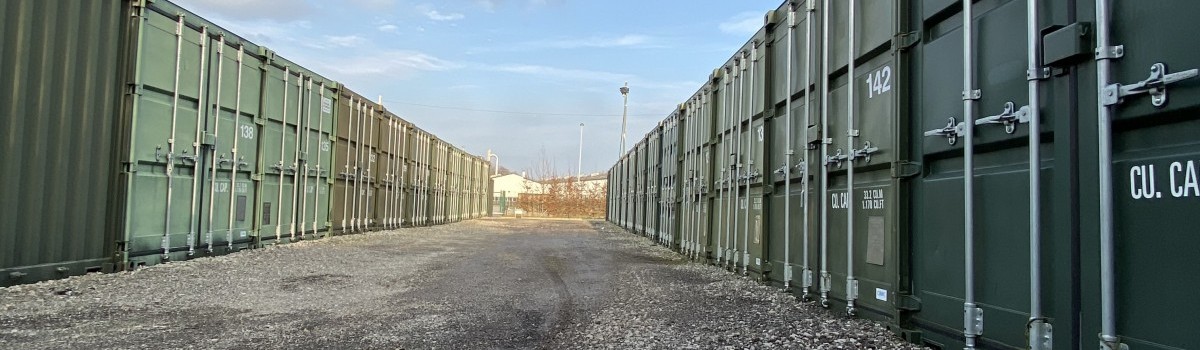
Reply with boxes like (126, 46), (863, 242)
(127, 83), (144, 96)
(893, 31), (919, 51)
(890, 161), (921, 179)
(896, 293), (922, 311)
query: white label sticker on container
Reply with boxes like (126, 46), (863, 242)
(875, 288), (888, 301)
(321, 97), (332, 114)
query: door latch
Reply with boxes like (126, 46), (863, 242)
(825, 149), (847, 168)
(974, 101), (1031, 134)
(1103, 62), (1198, 107)
(850, 141), (879, 163)
(923, 117), (967, 145)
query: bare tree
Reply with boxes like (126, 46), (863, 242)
(517, 147), (606, 218)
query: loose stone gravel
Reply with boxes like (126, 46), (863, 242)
(1, 218), (922, 349)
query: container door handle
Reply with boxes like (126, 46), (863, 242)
(924, 117), (967, 146)
(1103, 62), (1198, 107)
(974, 101), (1031, 134)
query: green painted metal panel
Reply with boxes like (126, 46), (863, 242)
(1082, 1), (1200, 349)
(0, 0), (127, 285)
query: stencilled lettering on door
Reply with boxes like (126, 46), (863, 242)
(1129, 159), (1200, 200)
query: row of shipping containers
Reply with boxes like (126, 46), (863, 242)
(608, 0), (1198, 349)
(1, 0), (492, 286)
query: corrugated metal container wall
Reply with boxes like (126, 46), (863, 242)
(254, 54), (337, 246)
(657, 113), (680, 247)
(409, 129), (432, 226)
(121, 1), (281, 266)
(633, 140), (647, 233)
(817, 0), (903, 321)
(372, 112), (406, 229)
(331, 89), (381, 233)
(678, 86), (716, 263)
(645, 128), (661, 237)
(1079, 2), (1200, 347)
(0, 0), (128, 285)
(764, 1), (823, 296)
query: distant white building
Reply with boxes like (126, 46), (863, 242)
(491, 172), (543, 215)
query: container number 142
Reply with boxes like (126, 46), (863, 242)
(865, 66), (892, 99)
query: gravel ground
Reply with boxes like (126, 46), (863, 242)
(0, 218), (922, 349)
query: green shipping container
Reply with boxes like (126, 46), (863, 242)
(1, 0), (128, 285)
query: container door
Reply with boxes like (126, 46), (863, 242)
(820, 0), (902, 321)
(1082, 1), (1200, 349)
(124, 12), (208, 265)
(258, 65), (301, 245)
(906, 0), (1069, 348)
(331, 94), (357, 233)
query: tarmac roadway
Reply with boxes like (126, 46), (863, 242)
(0, 218), (920, 349)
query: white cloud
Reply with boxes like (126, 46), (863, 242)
(347, 0), (397, 10)
(324, 35), (368, 48)
(475, 0), (498, 12)
(174, 0), (313, 21)
(377, 24), (399, 33)
(424, 9), (465, 21)
(486, 64), (633, 82)
(719, 11), (763, 35)
(322, 51), (460, 78)
(543, 35), (657, 49)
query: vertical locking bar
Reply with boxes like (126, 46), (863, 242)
(275, 66), (290, 243)
(961, 0), (983, 347)
(225, 44), (245, 250)
(818, 0), (833, 308)
(205, 34), (226, 253)
(1094, 1), (1122, 349)
(801, 0), (817, 300)
(845, 0), (860, 316)
(163, 15), (186, 258)
(312, 82), (327, 236)
(783, 1), (797, 292)
(187, 25), (210, 256)
(1026, 1), (1052, 349)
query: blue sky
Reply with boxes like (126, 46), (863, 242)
(174, 0), (780, 177)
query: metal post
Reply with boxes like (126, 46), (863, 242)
(732, 55), (744, 272)
(341, 97), (355, 233)
(715, 82), (726, 264)
(205, 35), (226, 253)
(801, 0), (816, 301)
(743, 46), (755, 277)
(620, 82), (630, 157)
(314, 83), (326, 234)
(299, 77), (312, 238)
(723, 66), (734, 267)
(187, 25), (209, 256)
(962, 0), (982, 347)
(578, 123), (585, 179)
(275, 66), (290, 242)
(819, 0), (832, 308)
(1094, 0), (1120, 348)
(225, 45), (244, 250)
(163, 15), (184, 258)
(784, 3), (796, 291)
(1026, 0), (1051, 348)
(845, 0), (859, 316)
(289, 74), (303, 240)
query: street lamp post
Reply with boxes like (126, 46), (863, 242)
(578, 123), (585, 179)
(619, 82), (630, 157)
